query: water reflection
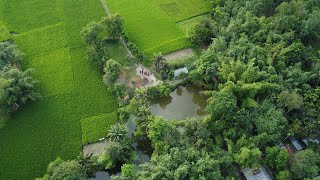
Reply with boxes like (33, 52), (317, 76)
(150, 85), (207, 120)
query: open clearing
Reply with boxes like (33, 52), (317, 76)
(0, 0), (118, 179)
(105, 0), (211, 56)
(163, 48), (195, 61)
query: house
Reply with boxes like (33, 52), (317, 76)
(174, 67), (188, 77)
(242, 166), (272, 180)
(288, 137), (305, 151)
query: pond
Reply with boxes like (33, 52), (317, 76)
(150, 85), (207, 120)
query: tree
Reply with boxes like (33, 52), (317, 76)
(264, 146), (289, 172)
(37, 157), (87, 180)
(102, 14), (124, 40)
(278, 91), (304, 112)
(253, 102), (288, 142)
(206, 91), (237, 120)
(0, 66), (40, 113)
(291, 149), (320, 179)
(103, 59), (121, 85)
(152, 53), (170, 80)
(0, 42), (23, 69)
(81, 21), (104, 47)
(187, 18), (214, 46)
(98, 141), (132, 169)
(276, 170), (292, 180)
(107, 123), (128, 142)
(234, 147), (262, 169)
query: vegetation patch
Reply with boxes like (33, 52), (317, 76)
(81, 112), (118, 144)
(0, 0), (118, 179)
(155, 0), (212, 22)
(0, 21), (11, 42)
(105, 0), (196, 56)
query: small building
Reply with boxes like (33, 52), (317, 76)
(174, 67), (188, 77)
(242, 166), (272, 180)
(289, 137), (304, 151)
(302, 138), (320, 146)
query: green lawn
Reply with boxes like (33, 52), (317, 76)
(0, 21), (11, 42)
(81, 112), (117, 144)
(0, 0), (118, 179)
(154, 0), (212, 22)
(105, 0), (213, 57)
(105, 40), (129, 65)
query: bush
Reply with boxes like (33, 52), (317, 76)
(103, 59), (121, 86)
(146, 83), (172, 99)
(127, 42), (145, 62)
(80, 112), (118, 144)
(0, 66), (40, 113)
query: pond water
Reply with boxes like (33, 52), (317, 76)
(150, 85), (207, 120)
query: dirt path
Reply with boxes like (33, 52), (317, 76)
(163, 48), (194, 61)
(99, 0), (133, 57)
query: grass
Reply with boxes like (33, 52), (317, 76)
(155, 0), (212, 22)
(80, 112), (117, 144)
(105, 0), (211, 57)
(0, 21), (11, 42)
(177, 13), (211, 33)
(105, 40), (129, 65)
(0, 0), (118, 179)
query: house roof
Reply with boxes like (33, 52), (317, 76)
(174, 67), (188, 77)
(242, 166), (272, 180)
(289, 137), (303, 151)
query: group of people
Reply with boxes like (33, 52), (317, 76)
(139, 68), (150, 76)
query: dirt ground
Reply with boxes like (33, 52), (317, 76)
(117, 65), (160, 89)
(163, 48), (194, 61)
(83, 140), (109, 157)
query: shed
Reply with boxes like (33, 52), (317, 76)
(289, 137), (304, 151)
(242, 166), (272, 180)
(174, 67), (188, 77)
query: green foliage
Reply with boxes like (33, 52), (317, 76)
(152, 53), (171, 80)
(187, 18), (214, 46)
(0, 23), (11, 42)
(147, 117), (174, 153)
(278, 91), (304, 112)
(146, 83), (172, 99)
(102, 14), (124, 40)
(81, 21), (104, 47)
(102, 59), (121, 85)
(0, 0), (118, 179)
(98, 141), (132, 169)
(80, 112), (118, 144)
(264, 146), (289, 172)
(252, 102), (288, 142)
(0, 42), (22, 69)
(207, 91), (237, 120)
(291, 149), (320, 179)
(276, 170), (292, 180)
(234, 147), (262, 169)
(0, 66), (40, 113)
(38, 157), (87, 180)
(107, 123), (128, 142)
(105, 0), (208, 56)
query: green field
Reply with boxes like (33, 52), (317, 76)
(80, 112), (117, 144)
(0, 21), (10, 42)
(105, 0), (211, 56)
(0, 0), (118, 179)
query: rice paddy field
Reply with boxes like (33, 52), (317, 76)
(0, 0), (118, 179)
(0, 0), (211, 179)
(105, 0), (211, 56)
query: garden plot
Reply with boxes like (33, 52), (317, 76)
(0, 0), (118, 179)
(105, 0), (211, 57)
(81, 112), (117, 145)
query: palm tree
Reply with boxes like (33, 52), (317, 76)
(107, 123), (127, 142)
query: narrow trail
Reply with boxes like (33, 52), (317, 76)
(99, 0), (133, 57)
